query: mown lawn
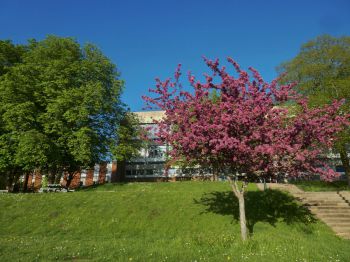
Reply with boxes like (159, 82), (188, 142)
(292, 180), (350, 192)
(0, 182), (349, 261)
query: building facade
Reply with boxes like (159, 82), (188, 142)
(24, 110), (348, 190)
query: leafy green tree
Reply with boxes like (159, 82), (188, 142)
(0, 40), (27, 190)
(0, 40), (25, 76)
(278, 35), (350, 186)
(111, 111), (146, 181)
(0, 36), (124, 189)
(113, 112), (144, 161)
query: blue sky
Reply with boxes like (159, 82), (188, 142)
(1, 0), (350, 111)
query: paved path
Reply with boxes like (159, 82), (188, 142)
(256, 183), (350, 239)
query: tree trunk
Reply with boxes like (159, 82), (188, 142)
(65, 173), (73, 189)
(212, 166), (218, 181)
(228, 176), (248, 241)
(55, 171), (63, 184)
(339, 147), (350, 187)
(6, 172), (14, 192)
(238, 194), (248, 241)
(23, 172), (29, 192)
(48, 171), (56, 184)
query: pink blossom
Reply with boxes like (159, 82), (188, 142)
(143, 57), (349, 180)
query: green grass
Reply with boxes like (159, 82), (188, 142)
(292, 180), (350, 192)
(1, 182), (349, 261)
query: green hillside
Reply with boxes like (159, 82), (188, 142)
(0, 182), (349, 261)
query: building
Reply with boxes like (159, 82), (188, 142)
(23, 110), (347, 190)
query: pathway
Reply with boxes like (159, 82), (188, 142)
(256, 183), (350, 239)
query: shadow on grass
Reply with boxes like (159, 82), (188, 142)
(195, 189), (316, 234)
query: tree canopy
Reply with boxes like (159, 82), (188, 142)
(143, 57), (348, 240)
(278, 35), (350, 185)
(0, 36), (124, 189)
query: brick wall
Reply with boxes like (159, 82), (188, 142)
(27, 174), (33, 189)
(98, 163), (107, 184)
(33, 172), (42, 190)
(85, 169), (94, 186)
(70, 172), (81, 188)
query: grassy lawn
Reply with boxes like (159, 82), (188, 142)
(1, 182), (349, 261)
(292, 180), (350, 192)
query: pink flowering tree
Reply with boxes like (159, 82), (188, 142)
(142, 57), (349, 240)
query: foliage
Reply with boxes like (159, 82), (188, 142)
(41, 175), (48, 188)
(0, 40), (25, 76)
(143, 57), (348, 181)
(277, 35), (350, 185)
(143, 56), (349, 240)
(277, 35), (350, 107)
(0, 182), (349, 261)
(0, 36), (124, 189)
(113, 111), (145, 161)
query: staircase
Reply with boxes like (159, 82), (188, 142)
(256, 183), (350, 239)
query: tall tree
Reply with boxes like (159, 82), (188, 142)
(0, 40), (27, 190)
(112, 111), (145, 181)
(113, 111), (145, 161)
(277, 35), (350, 186)
(0, 40), (25, 76)
(0, 36), (124, 189)
(143, 57), (348, 240)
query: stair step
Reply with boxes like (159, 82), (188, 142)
(309, 209), (350, 213)
(298, 196), (343, 199)
(303, 201), (345, 205)
(328, 222), (350, 227)
(309, 204), (349, 209)
(319, 217), (350, 223)
(297, 198), (344, 201)
(336, 233), (350, 239)
(337, 230), (350, 233)
(332, 226), (350, 231)
(317, 213), (350, 218)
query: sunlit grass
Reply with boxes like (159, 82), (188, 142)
(0, 181), (349, 261)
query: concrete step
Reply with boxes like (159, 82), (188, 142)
(327, 222), (350, 227)
(317, 209), (350, 214)
(317, 213), (350, 218)
(303, 200), (345, 205)
(336, 232), (350, 239)
(297, 195), (343, 199)
(299, 192), (340, 194)
(296, 196), (344, 201)
(319, 217), (350, 223)
(332, 226), (350, 232)
(309, 206), (350, 210)
(308, 203), (349, 207)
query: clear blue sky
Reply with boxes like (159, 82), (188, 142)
(1, 0), (350, 111)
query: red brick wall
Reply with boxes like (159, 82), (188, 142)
(70, 172), (81, 188)
(27, 174), (33, 189)
(33, 172), (42, 190)
(111, 161), (118, 182)
(85, 169), (94, 186)
(98, 163), (107, 184)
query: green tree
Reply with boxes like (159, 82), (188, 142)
(113, 112), (144, 161)
(278, 35), (350, 186)
(0, 40), (25, 76)
(112, 111), (145, 181)
(0, 40), (27, 190)
(0, 36), (124, 189)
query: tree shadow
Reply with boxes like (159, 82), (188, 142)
(194, 189), (316, 234)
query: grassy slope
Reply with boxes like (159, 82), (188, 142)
(292, 181), (350, 192)
(0, 182), (349, 261)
